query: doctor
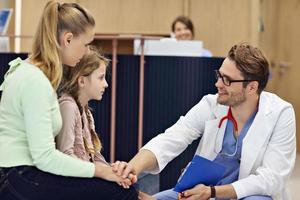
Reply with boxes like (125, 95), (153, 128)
(114, 43), (296, 200)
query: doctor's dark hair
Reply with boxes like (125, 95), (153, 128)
(228, 43), (269, 94)
(30, 1), (95, 90)
(171, 15), (194, 38)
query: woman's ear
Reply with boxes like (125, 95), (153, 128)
(60, 31), (73, 47)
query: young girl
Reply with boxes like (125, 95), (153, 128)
(56, 50), (109, 167)
(0, 1), (137, 199)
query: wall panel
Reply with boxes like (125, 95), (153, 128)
(270, 0), (300, 150)
(189, 0), (252, 56)
(76, 0), (183, 35)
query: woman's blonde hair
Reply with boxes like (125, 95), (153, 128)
(29, 1), (95, 90)
(59, 49), (110, 153)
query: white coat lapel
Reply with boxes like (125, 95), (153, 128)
(239, 93), (273, 177)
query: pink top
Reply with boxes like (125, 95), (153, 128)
(56, 94), (108, 165)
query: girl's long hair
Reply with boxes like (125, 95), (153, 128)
(59, 50), (110, 153)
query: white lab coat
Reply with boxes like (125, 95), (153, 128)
(142, 92), (296, 199)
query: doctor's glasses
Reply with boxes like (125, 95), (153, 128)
(214, 70), (258, 86)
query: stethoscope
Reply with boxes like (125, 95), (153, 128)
(218, 107), (238, 133)
(214, 107), (239, 157)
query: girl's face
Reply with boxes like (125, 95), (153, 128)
(81, 63), (108, 102)
(61, 27), (95, 67)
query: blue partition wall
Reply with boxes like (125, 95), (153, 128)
(0, 53), (28, 83)
(0, 53), (224, 191)
(142, 56), (223, 190)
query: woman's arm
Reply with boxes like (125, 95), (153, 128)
(22, 73), (95, 177)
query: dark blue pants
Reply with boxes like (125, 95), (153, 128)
(0, 166), (138, 200)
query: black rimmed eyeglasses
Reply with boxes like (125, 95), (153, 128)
(214, 70), (258, 86)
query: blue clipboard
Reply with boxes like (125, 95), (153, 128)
(173, 155), (226, 192)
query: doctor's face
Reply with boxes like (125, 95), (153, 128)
(215, 58), (247, 107)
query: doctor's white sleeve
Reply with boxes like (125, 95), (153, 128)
(141, 95), (217, 174)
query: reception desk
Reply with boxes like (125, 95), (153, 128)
(0, 53), (224, 191)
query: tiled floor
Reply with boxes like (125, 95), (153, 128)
(287, 154), (299, 199)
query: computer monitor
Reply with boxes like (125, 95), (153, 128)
(134, 38), (204, 57)
(0, 9), (12, 52)
(0, 8), (12, 35)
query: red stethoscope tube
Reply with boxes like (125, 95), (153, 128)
(218, 107), (238, 133)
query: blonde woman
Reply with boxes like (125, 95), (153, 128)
(0, 1), (137, 199)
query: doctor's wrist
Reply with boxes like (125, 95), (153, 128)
(210, 185), (216, 198)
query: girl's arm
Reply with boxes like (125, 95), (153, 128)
(56, 100), (78, 157)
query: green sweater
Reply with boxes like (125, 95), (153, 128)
(0, 58), (94, 177)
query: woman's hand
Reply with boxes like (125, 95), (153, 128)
(111, 160), (138, 184)
(94, 163), (133, 189)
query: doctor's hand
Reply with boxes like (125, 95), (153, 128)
(111, 161), (138, 184)
(178, 184), (211, 200)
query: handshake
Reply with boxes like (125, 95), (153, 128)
(94, 160), (137, 189)
(94, 160), (155, 200)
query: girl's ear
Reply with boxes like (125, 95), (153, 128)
(60, 31), (73, 47)
(77, 76), (85, 88)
